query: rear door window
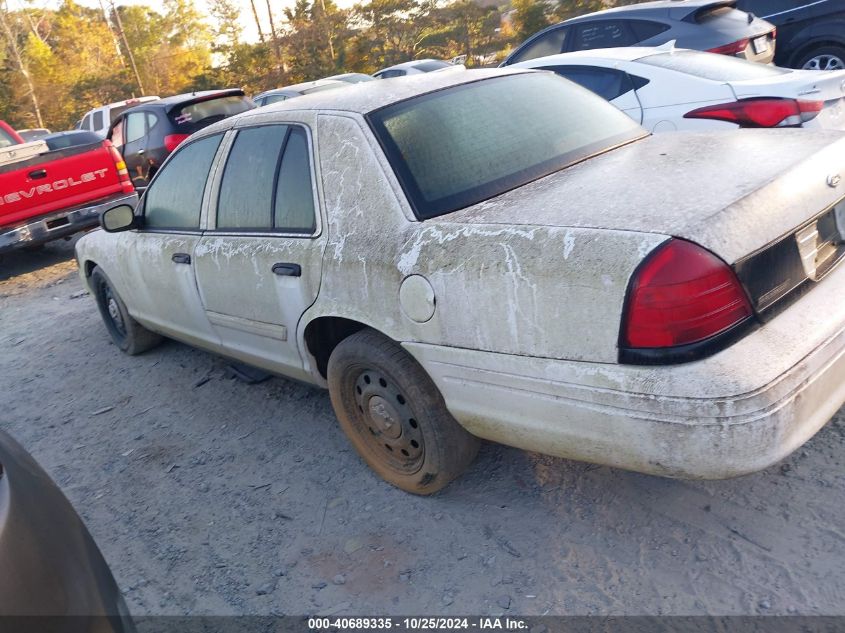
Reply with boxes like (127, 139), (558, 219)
(508, 27), (569, 64)
(542, 65), (635, 101)
(144, 134), (222, 230)
(216, 125), (316, 233)
(572, 20), (636, 50)
(217, 126), (289, 230)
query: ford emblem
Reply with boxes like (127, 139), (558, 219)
(829, 174), (842, 188)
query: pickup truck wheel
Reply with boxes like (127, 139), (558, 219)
(327, 329), (480, 495)
(91, 266), (162, 355)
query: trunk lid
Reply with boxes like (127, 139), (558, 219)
(729, 68), (845, 131)
(444, 129), (845, 265)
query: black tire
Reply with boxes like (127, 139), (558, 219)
(794, 45), (845, 71)
(327, 329), (480, 495)
(91, 265), (162, 355)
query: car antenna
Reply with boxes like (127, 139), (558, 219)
(655, 39), (677, 53)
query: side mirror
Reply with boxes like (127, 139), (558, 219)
(100, 204), (137, 233)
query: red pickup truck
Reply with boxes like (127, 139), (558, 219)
(0, 129), (137, 254)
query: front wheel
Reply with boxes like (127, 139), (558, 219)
(327, 329), (480, 495)
(91, 266), (162, 355)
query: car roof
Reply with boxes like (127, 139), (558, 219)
(376, 58), (448, 72)
(513, 45), (678, 65)
(256, 79), (347, 99)
(327, 72), (373, 81)
(197, 68), (534, 133)
(562, 0), (733, 21)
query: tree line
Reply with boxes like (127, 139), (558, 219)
(0, 0), (644, 130)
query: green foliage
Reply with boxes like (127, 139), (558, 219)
(512, 0), (550, 42)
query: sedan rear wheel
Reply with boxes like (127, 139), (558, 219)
(91, 266), (162, 355)
(799, 46), (845, 71)
(327, 329), (480, 495)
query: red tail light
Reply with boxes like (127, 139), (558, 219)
(707, 38), (749, 56)
(164, 134), (190, 152)
(104, 140), (135, 194)
(621, 239), (752, 351)
(684, 98), (824, 128)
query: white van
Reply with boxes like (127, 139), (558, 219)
(76, 96), (159, 137)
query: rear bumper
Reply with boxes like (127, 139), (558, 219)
(0, 192), (137, 253)
(405, 256), (845, 479)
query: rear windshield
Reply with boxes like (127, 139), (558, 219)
(0, 127), (18, 148)
(44, 131), (101, 150)
(301, 83), (346, 95)
(170, 95), (253, 133)
(637, 50), (790, 81)
(368, 73), (644, 219)
(413, 60), (451, 72)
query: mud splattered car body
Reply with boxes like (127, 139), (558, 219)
(76, 68), (845, 492)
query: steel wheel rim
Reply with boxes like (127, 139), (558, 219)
(803, 54), (845, 71)
(351, 368), (424, 475)
(101, 281), (126, 338)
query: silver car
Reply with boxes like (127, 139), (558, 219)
(501, 0), (776, 66)
(77, 69), (845, 495)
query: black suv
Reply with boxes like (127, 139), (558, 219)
(108, 89), (254, 190)
(736, 0), (845, 69)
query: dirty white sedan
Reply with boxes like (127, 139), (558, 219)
(77, 68), (845, 494)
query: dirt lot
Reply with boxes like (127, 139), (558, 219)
(1, 237), (845, 617)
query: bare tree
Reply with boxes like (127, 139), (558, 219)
(110, 0), (145, 94)
(249, 0), (265, 43)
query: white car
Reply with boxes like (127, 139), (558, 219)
(77, 96), (160, 138)
(373, 58), (454, 79)
(513, 46), (845, 132)
(76, 68), (845, 494)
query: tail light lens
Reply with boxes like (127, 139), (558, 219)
(707, 38), (749, 56)
(164, 134), (190, 152)
(621, 239), (753, 355)
(104, 140), (135, 194)
(684, 98), (824, 128)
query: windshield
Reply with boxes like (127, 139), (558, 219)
(636, 51), (791, 81)
(367, 72), (644, 219)
(170, 95), (254, 133)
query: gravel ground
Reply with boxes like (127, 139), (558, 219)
(1, 238), (845, 617)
